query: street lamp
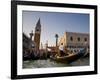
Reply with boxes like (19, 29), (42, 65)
(55, 34), (59, 47)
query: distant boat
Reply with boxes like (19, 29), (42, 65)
(50, 48), (87, 63)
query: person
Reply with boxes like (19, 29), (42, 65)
(59, 43), (66, 57)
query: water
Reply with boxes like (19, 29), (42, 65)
(23, 57), (89, 68)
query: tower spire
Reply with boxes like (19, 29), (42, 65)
(36, 18), (41, 29)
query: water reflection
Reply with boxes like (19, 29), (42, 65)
(23, 57), (89, 68)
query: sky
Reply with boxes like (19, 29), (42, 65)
(22, 11), (89, 46)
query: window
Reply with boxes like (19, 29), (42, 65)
(61, 43), (63, 45)
(74, 50), (76, 53)
(36, 29), (39, 31)
(77, 37), (80, 41)
(70, 36), (73, 41)
(84, 38), (87, 41)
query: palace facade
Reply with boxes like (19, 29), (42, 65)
(59, 32), (89, 53)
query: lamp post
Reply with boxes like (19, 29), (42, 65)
(29, 30), (33, 40)
(55, 34), (59, 47)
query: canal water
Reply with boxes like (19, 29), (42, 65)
(23, 57), (89, 68)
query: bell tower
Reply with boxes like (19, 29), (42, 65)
(34, 18), (41, 50)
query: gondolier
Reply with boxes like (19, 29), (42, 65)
(59, 43), (66, 56)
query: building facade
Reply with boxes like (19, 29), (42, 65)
(23, 33), (35, 51)
(59, 32), (89, 53)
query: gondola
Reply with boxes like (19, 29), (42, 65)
(50, 48), (87, 63)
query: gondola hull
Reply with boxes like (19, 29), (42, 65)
(50, 48), (86, 63)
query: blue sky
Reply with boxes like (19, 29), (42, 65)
(23, 11), (89, 46)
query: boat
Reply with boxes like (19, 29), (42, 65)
(50, 48), (87, 63)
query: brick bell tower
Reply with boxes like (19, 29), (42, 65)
(34, 18), (41, 50)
